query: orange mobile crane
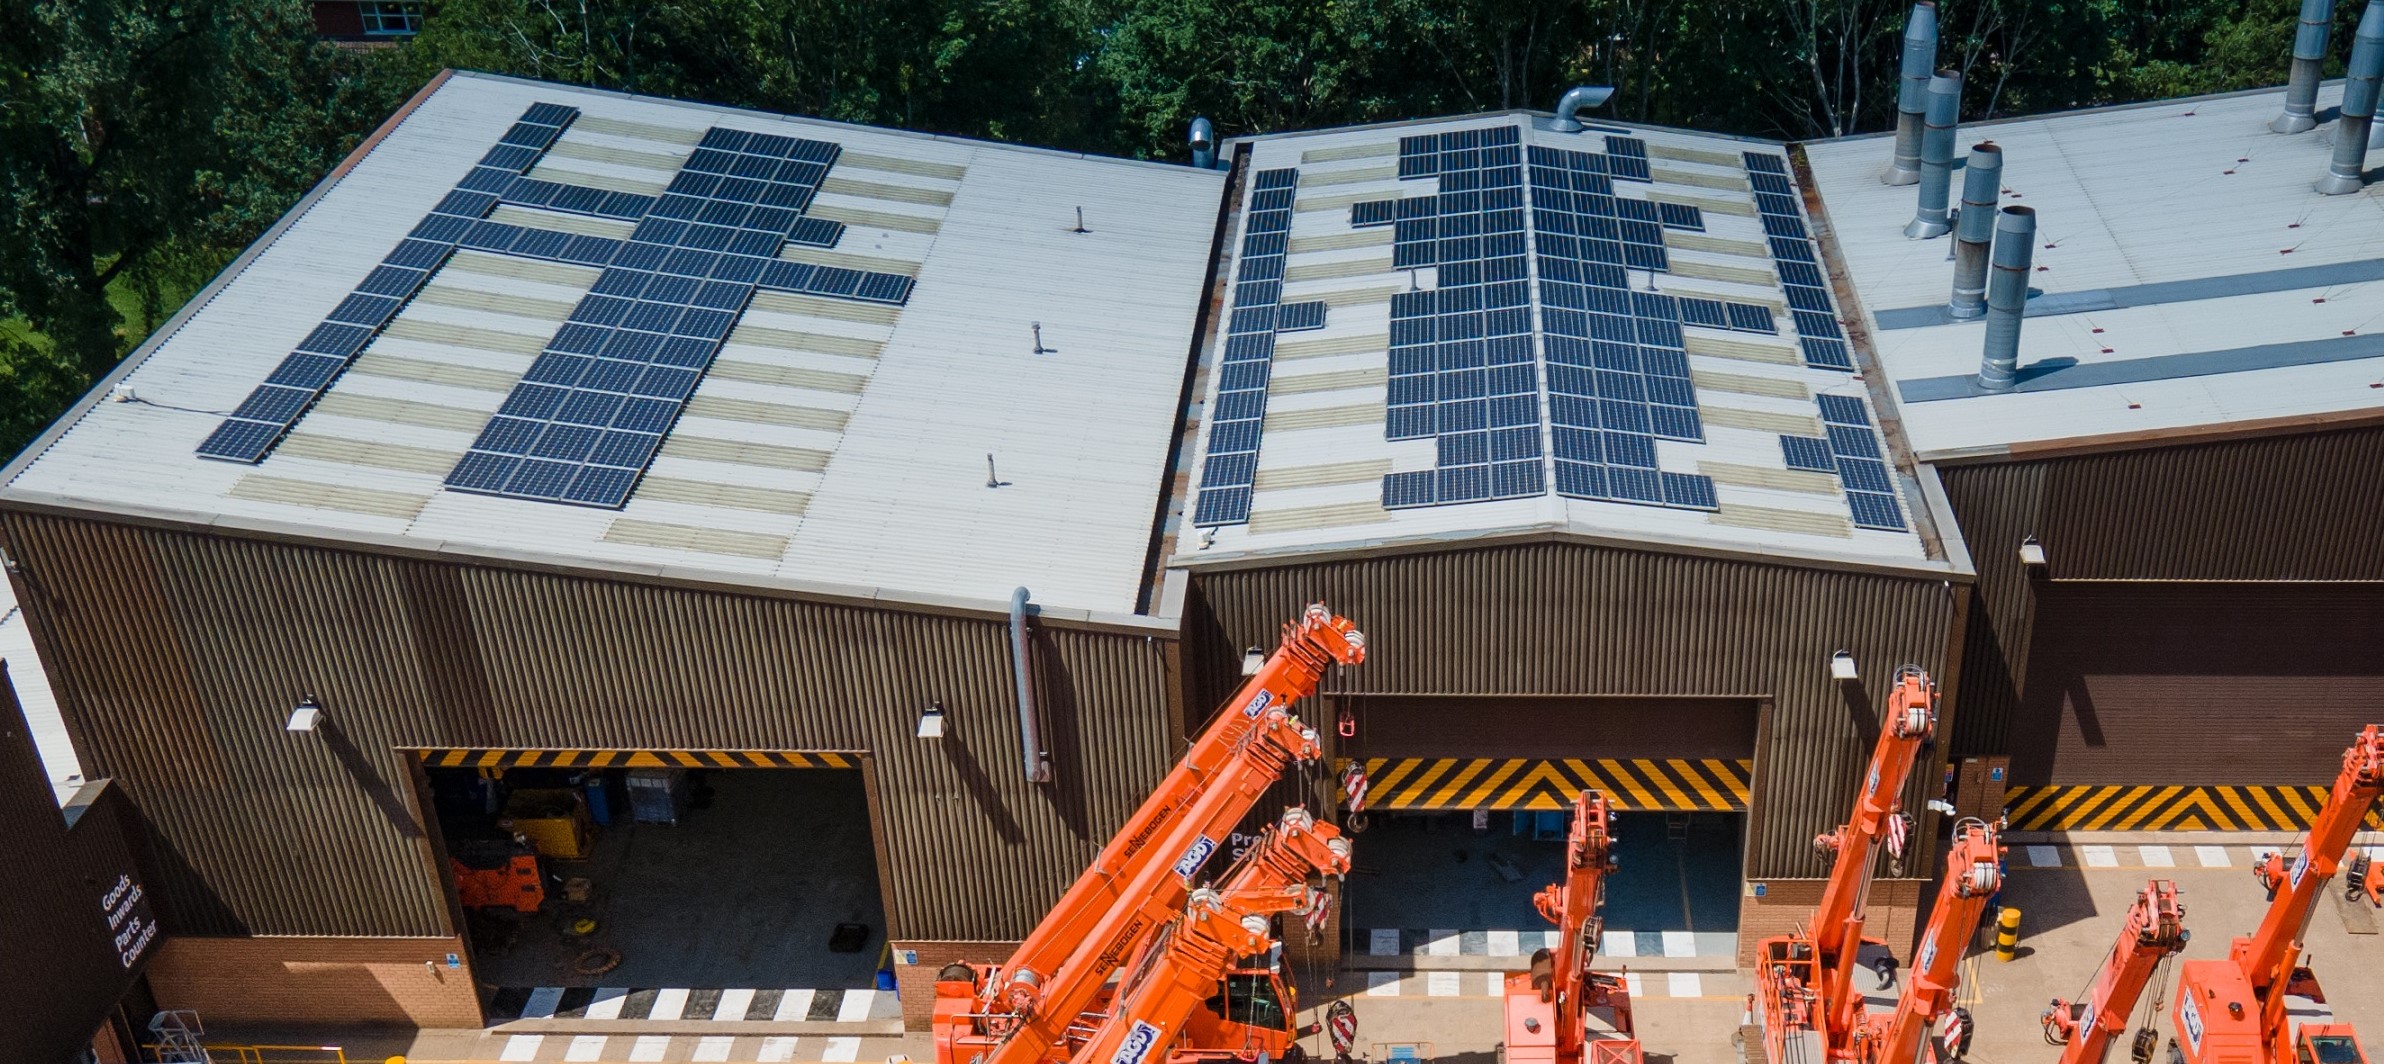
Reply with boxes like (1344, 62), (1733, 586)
(1859, 817), (2002, 1064)
(1504, 791), (1640, 1064)
(2042, 881), (2189, 1064)
(2168, 725), (2383, 1064)
(933, 605), (1366, 1064)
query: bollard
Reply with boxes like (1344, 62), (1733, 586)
(1995, 906), (2023, 961)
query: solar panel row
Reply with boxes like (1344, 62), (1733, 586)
(197, 104), (583, 464)
(1741, 150), (1855, 372)
(1811, 393), (1906, 531)
(1191, 168), (1302, 526)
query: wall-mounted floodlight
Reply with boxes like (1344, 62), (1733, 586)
(917, 701), (947, 740)
(1241, 647), (1266, 677)
(2017, 535), (2047, 568)
(286, 695), (324, 733)
(1829, 651), (1860, 683)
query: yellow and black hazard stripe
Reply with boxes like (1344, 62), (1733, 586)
(415, 749), (861, 770)
(1347, 757), (1752, 812)
(2003, 784), (2384, 832)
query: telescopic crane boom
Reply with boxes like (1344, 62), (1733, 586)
(1858, 818), (2001, 1064)
(2169, 725), (2382, 1064)
(2043, 881), (2188, 1064)
(933, 605), (1366, 1064)
(1504, 791), (1639, 1064)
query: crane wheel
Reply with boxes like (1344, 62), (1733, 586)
(573, 947), (622, 976)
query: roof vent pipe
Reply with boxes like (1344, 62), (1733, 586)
(1549, 85), (1617, 132)
(1189, 117), (1217, 170)
(1009, 586), (1051, 784)
(1947, 142), (2003, 319)
(1904, 71), (1963, 238)
(2317, 0), (2384, 194)
(1884, 2), (1939, 185)
(1977, 206), (2037, 392)
(2274, 0), (2337, 133)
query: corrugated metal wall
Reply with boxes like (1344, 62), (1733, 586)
(1, 512), (1176, 941)
(1939, 424), (2384, 758)
(1182, 539), (1960, 879)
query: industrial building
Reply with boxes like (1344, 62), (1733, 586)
(3, 30), (2382, 1046)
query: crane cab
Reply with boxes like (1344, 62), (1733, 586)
(1176, 968), (1303, 1063)
(2297, 1029), (2369, 1064)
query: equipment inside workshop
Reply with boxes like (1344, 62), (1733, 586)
(425, 761), (889, 993)
(1341, 807), (1743, 953)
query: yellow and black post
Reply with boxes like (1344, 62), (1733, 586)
(1995, 906), (2023, 962)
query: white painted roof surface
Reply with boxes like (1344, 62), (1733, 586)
(0, 577), (82, 804)
(1807, 84), (2384, 460)
(1180, 114), (1944, 573)
(1, 73), (1222, 619)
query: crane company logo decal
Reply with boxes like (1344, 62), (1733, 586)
(1918, 937), (1937, 974)
(2291, 850), (2311, 889)
(1245, 689), (1275, 718)
(2182, 995), (2205, 1053)
(2078, 1005), (2096, 1036)
(1866, 765), (1881, 797)
(1175, 835), (1218, 879)
(1113, 1020), (1164, 1064)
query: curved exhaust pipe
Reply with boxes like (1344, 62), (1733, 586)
(1010, 586), (1051, 784)
(1189, 117), (1217, 170)
(1549, 85), (1617, 133)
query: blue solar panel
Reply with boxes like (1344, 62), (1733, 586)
(1781, 435), (1836, 472)
(1725, 303), (1777, 333)
(1808, 392), (1907, 530)
(1192, 168), (1303, 526)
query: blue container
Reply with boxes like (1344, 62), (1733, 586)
(876, 968), (897, 991)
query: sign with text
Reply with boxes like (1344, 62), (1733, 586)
(101, 872), (157, 970)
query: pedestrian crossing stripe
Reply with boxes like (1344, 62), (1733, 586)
(1346, 757), (1752, 812)
(415, 748), (860, 770)
(2002, 784), (2384, 832)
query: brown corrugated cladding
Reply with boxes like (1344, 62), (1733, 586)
(1182, 539), (1958, 879)
(1939, 424), (2384, 758)
(1, 511), (1174, 941)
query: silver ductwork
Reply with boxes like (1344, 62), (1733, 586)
(1904, 71), (1963, 238)
(1978, 206), (2037, 392)
(1010, 586), (1051, 784)
(1550, 85), (1617, 132)
(1189, 117), (1217, 170)
(1884, 2), (1939, 185)
(1947, 142), (2003, 319)
(2274, 0), (2337, 133)
(2317, 0), (2384, 194)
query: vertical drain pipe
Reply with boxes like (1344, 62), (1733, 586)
(2317, 1), (2384, 195)
(1884, 2), (1939, 185)
(1905, 71), (1963, 238)
(1947, 143), (2003, 319)
(1978, 206), (2037, 392)
(1010, 586), (1051, 783)
(2273, 0), (2336, 133)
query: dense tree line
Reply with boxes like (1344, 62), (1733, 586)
(0, 0), (2361, 457)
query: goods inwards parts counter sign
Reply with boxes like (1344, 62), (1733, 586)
(103, 872), (157, 970)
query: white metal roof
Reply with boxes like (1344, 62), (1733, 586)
(1176, 114), (1945, 574)
(1, 73), (1222, 621)
(1807, 83), (2384, 461)
(0, 577), (81, 804)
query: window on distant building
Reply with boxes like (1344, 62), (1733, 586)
(359, 1), (424, 35)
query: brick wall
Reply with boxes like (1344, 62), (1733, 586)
(146, 935), (481, 1027)
(891, 940), (1018, 1031)
(1735, 878), (1924, 969)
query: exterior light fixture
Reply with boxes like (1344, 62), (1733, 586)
(2017, 535), (2047, 568)
(917, 701), (947, 740)
(1241, 647), (1266, 677)
(286, 695), (324, 733)
(1829, 651), (1860, 682)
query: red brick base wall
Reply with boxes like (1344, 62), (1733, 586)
(1736, 878), (1923, 969)
(892, 940), (1018, 1031)
(146, 935), (482, 1028)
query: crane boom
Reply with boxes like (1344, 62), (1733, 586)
(1070, 807), (1351, 1064)
(1861, 819), (2001, 1064)
(2042, 881), (2187, 1064)
(1504, 791), (1638, 1064)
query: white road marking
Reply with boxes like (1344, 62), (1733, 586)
(2081, 845), (2119, 868)
(1426, 971), (1461, 997)
(1487, 972), (1508, 996)
(650, 987), (690, 1021)
(693, 1035), (735, 1062)
(1370, 929), (1401, 955)
(2140, 845), (2175, 867)
(1624, 972), (1646, 999)
(715, 987), (756, 1021)
(565, 1035), (608, 1062)
(776, 988), (817, 1021)
(2195, 846), (2233, 867)
(837, 989), (877, 1022)
(1605, 930), (1638, 957)
(1668, 972), (1703, 998)
(629, 1035), (671, 1062)
(1425, 930), (1460, 956)
(499, 1035), (544, 1063)
(522, 987), (565, 1019)
(824, 1036), (862, 1062)
(585, 987), (627, 1020)
(1488, 929), (1521, 956)
(2025, 845), (2062, 867)
(1661, 930), (1697, 957)
(1367, 970), (1401, 996)
(760, 1036), (801, 1063)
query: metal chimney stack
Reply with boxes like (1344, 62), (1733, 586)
(1884, 2), (1939, 185)
(2274, 0), (2337, 133)
(1947, 143), (2003, 319)
(2317, 0), (2384, 194)
(1905, 71), (1963, 238)
(1978, 206), (2037, 392)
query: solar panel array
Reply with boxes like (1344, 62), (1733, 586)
(197, 103), (583, 463)
(1191, 168), (1305, 526)
(1781, 394), (1905, 530)
(1743, 152), (1855, 372)
(1377, 126), (1544, 509)
(450, 125), (912, 508)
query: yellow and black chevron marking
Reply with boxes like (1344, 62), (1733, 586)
(2004, 784), (2384, 832)
(1351, 757), (1752, 812)
(416, 749), (859, 770)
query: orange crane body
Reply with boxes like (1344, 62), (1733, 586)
(2042, 881), (2188, 1064)
(1504, 791), (1639, 1064)
(1859, 819), (2002, 1064)
(1754, 667), (1940, 1064)
(933, 605), (1365, 1064)
(2170, 726), (2382, 1064)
